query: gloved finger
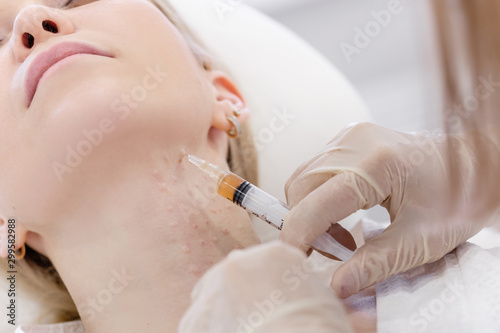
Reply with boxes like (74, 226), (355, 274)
(280, 172), (384, 253)
(330, 219), (425, 299)
(285, 133), (396, 209)
(285, 168), (333, 208)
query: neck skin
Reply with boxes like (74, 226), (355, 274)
(33, 145), (260, 333)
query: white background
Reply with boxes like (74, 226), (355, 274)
(244, 0), (443, 131)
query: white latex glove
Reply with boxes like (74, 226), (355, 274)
(178, 241), (354, 333)
(280, 122), (500, 298)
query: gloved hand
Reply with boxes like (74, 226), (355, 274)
(178, 241), (354, 333)
(280, 122), (500, 298)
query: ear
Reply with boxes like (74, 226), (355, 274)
(208, 70), (249, 133)
(0, 217), (28, 259)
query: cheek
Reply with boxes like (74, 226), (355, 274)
(121, 1), (215, 131)
(2, 78), (130, 222)
(8, 65), (213, 224)
(1, 0), (215, 222)
(75, 0), (215, 144)
(145, 67), (214, 146)
(125, 47), (212, 137)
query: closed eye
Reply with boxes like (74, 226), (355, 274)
(0, 33), (10, 46)
(63, 0), (96, 9)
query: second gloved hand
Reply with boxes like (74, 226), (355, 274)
(280, 122), (500, 298)
(178, 241), (354, 333)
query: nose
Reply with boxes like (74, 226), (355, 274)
(12, 5), (76, 63)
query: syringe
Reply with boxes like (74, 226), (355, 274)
(187, 155), (355, 261)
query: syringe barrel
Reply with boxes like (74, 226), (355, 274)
(237, 181), (290, 230)
(217, 171), (355, 261)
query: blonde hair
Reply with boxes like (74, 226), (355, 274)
(1, 0), (258, 324)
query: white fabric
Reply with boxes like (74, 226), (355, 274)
(308, 218), (500, 333)
(468, 226), (500, 249)
(377, 242), (500, 333)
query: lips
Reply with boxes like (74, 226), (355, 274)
(24, 41), (113, 107)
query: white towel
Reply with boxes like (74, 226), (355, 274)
(376, 242), (500, 332)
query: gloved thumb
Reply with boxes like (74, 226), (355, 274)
(281, 172), (384, 252)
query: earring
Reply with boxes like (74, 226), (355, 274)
(232, 108), (242, 117)
(227, 114), (242, 138)
(16, 244), (26, 260)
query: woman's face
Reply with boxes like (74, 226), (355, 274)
(0, 0), (228, 227)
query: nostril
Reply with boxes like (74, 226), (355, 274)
(42, 20), (58, 34)
(22, 33), (35, 49)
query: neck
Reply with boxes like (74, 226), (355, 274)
(42, 148), (259, 332)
